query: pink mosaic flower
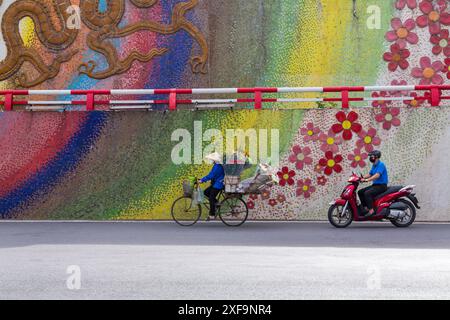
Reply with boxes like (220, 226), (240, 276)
(247, 200), (255, 210)
(416, 0), (450, 34)
(383, 43), (411, 71)
(317, 176), (328, 186)
(318, 151), (343, 176)
(261, 189), (271, 200)
(268, 199), (278, 207)
(288, 146), (313, 170)
(390, 80), (409, 96)
(300, 122), (321, 143)
(296, 179), (316, 199)
(444, 58), (450, 79)
(396, 0), (418, 10)
(348, 149), (368, 169)
(356, 128), (382, 153)
(371, 91), (392, 108)
(411, 57), (445, 85)
(276, 194), (286, 203)
(430, 29), (450, 56)
(331, 111), (362, 141)
(375, 107), (401, 130)
(318, 130), (342, 154)
(385, 18), (419, 47)
(405, 92), (426, 107)
(277, 167), (296, 187)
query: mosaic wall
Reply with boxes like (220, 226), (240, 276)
(0, 0), (449, 220)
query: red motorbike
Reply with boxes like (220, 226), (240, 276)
(328, 172), (420, 228)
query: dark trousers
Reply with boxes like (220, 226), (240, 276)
(204, 186), (221, 216)
(358, 184), (387, 210)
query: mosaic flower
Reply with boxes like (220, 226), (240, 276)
(300, 122), (321, 143)
(383, 43), (411, 71)
(444, 58), (450, 79)
(319, 130), (343, 153)
(318, 151), (343, 176)
(356, 128), (382, 153)
(405, 92), (426, 107)
(288, 146), (313, 170)
(395, 0), (418, 10)
(249, 194), (259, 201)
(390, 80), (409, 96)
(371, 91), (392, 108)
(416, 0), (450, 34)
(268, 199), (278, 207)
(277, 166), (296, 187)
(317, 176), (328, 186)
(296, 179), (316, 199)
(331, 111), (362, 141)
(247, 200), (255, 210)
(348, 149), (368, 169)
(276, 194), (286, 203)
(431, 29), (450, 56)
(261, 189), (271, 200)
(385, 18), (418, 47)
(375, 107), (401, 130)
(411, 56), (445, 85)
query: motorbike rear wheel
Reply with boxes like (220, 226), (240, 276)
(389, 199), (416, 228)
(328, 204), (353, 228)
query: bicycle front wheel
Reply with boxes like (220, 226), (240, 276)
(218, 196), (249, 227)
(171, 196), (202, 226)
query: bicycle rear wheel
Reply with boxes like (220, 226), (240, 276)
(218, 196), (249, 227)
(171, 196), (202, 226)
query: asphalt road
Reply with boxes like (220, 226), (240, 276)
(1, 221), (450, 300)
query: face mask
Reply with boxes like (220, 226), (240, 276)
(369, 157), (376, 163)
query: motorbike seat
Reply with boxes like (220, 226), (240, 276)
(375, 186), (403, 200)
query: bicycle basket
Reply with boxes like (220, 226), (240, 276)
(225, 175), (241, 193)
(183, 180), (194, 197)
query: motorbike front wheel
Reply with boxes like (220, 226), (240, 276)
(328, 204), (353, 228)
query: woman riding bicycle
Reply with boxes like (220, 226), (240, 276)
(198, 152), (225, 219)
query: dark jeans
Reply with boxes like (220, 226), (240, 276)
(204, 186), (222, 216)
(358, 184), (387, 210)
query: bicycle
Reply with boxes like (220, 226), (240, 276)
(171, 179), (249, 227)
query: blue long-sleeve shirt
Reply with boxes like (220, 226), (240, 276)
(201, 164), (225, 189)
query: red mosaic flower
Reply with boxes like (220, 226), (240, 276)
(300, 122), (321, 143)
(296, 179), (316, 199)
(276, 194), (286, 203)
(371, 91), (392, 108)
(348, 149), (368, 169)
(383, 43), (411, 71)
(411, 56), (445, 85)
(247, 200), (255, 210)
(331, 111), (362, 141)
(318, 151), (343, 176)
(317, 176), (328, 186)
(444, 58), (450, 79)
(396, 0), (418, 10)
(430, 29), (450, 56)
(416, 0), (450, 34)
(356, 128), (382, 153)
(249, 194), (259, 201)
(288, 146), (313, 170)
(405, 92), (426, 107)
(277, 167), (296, 187)
(268, 199), (278, 207)
(319, 130), (343, 153)
(385, 18), (419, 47)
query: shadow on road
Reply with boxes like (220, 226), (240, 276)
(0, 221), (449, 250)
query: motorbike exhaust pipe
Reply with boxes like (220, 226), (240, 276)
(387, 202), (408, 219)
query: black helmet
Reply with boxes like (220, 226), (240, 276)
(369, 150), (382, 159)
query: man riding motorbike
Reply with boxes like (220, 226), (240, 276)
(358, 150), (388, 217)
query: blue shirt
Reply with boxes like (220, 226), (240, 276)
(201, 163), (225, 189)
(369, 161), (388, 185)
